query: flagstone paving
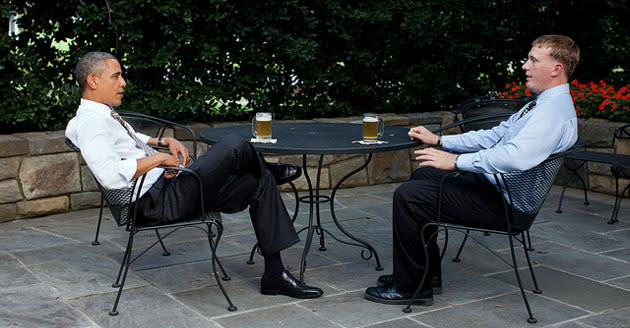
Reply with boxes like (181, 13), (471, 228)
(1, 184), (629, 327)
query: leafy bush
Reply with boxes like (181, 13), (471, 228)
(2, 0), (629, 132)
(500, 80), (630, 122)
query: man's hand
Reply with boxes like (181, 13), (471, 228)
(161, 137), (190, 166)
(414, 147), (458, 170)
(134, 152), (181, 180)
(408, 126), (440, 146)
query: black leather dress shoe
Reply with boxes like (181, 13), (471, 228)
(265, 163), (302, 185)
(260, 271), (323, 299)
(365, 286), (433, 305)
(377, 274), (442, 295)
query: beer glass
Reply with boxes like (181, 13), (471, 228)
(362, 113), (384, 142)
(252, 112), (272, 139)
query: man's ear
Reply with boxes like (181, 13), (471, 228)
(551, 62), (565, 78)
(87, 74), (97, 89)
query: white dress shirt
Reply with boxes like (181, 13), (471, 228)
(65, 99), (163, 199)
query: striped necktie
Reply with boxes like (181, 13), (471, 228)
(110, 109), (157, 156)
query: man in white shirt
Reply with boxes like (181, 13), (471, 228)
(66, 52), (323, 299)
(365, 35), (580, 305)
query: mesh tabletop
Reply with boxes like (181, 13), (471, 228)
(200, 122), (419, 154)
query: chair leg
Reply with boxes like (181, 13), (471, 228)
(439, 230), (448, 260)
(92, 194), (104, 246)
(508, 234), (537, 324)
(110, 231), (136, 316)
(207, 221), (237, 311)
(609, 179), (629, 224)
(575, 172), (590, 206)
(206, 223), (231, 281)
(247, 242), (258, 265)
(154, 229), (170, 256)
(556, 174), (575, 213)
(556, 161), (590, 213)
(521, 232), (541, 294)
(452, 230), (469, 263)
(525, 230), (534, 251)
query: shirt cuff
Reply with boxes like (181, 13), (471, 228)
(454, 153), (474, 172)
(441, 135), (454, 151)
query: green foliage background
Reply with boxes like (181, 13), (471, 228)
(1, 0), (629, 132)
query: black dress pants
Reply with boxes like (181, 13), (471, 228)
(136, 134), (299, 256)
(392, 167), (507, 292)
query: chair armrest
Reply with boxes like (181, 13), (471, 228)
(156, 165), (213, 220)
(118, 110), (198, 160)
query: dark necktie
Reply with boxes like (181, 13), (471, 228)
(490, 100), (537, 148)
(517, 100), (537, 120)
(110, 109), (156, 156)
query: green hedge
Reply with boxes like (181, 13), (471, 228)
(2, 0), (629, 132)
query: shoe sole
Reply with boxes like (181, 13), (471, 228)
(377, 281), (442, 295)
(260, 289), (323, 299)
(364, 293), (433, 306)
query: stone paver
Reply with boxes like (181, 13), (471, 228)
(1, 184), (630, 327)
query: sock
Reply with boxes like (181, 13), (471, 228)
(263, 253), (284, 277)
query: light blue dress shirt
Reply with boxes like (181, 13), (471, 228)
(442, 83), (578, 189)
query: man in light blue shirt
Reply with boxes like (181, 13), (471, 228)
(365, 35), (580, 306)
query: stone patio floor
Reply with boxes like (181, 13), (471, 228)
(1, 184), (630, 328)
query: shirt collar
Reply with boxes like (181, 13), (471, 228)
(536, 83), (569, 104)
(78, 98), (112, 116)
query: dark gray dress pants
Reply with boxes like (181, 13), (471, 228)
(136, 134), (299, 256)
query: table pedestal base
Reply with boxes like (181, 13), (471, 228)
(297, 153), (383, 282)
(246, 153), (384, 283)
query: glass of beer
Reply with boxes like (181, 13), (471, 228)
(362, 113), (384, 142)
(252, 112), (272, 139)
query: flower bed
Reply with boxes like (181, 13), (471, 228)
(500, 80), (630, 122)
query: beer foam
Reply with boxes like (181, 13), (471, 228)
(363, 116), (379, 122)
(257, 113), (272, 121)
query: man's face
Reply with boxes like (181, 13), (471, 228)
(521, 45), (559, 94)
(89, 59), (126, 107)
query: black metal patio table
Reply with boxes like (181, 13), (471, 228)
(200, 122), (419, 281)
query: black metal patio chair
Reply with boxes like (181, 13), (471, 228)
(65, 137), (237, 315)
(403, 141), (580, 324)
(556, 123), (630, 224)
(74, 111), (198, 246)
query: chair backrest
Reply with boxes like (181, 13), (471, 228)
(97, 181), (139, 227)
(65, 137), (138, 227)
(454, 96), (527, 132)
(499, 141), (582, 231)
(121, 113), (169, 139)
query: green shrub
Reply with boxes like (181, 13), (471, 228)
(2, 0), (628, 132)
